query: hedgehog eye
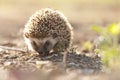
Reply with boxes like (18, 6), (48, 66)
(32, 41), (37, 46)
(31, 41), (38, 51)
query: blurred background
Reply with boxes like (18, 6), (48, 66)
(0, 0), (120, 47)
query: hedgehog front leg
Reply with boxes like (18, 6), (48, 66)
(24, 43), (28, 53)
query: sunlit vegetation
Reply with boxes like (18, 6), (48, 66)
(91, 23), (120, 69)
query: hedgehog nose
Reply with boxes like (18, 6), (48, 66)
(37, 49), (49, 56)
(37, 49), (44, 54)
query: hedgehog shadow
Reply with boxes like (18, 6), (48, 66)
(39, 52), (101, 71)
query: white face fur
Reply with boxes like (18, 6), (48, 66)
(24, 36), (57, 55)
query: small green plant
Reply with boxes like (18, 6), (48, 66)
(91, 22), (120, 68)
(82, 41), (93, 52)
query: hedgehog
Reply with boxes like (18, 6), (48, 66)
(23, 8), (73, 56)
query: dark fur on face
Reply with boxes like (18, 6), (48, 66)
(29, 37), (57, 56)
(37, 40), (55, 56)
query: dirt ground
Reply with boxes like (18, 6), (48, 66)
(0, 0), (120, 80)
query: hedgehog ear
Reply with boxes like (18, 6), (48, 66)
(52, 33), (57, 38)
(24, 33), (29, 38)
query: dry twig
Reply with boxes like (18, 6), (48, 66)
(0, 45), (26, 53)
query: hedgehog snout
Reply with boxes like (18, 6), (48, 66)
(37, 38), (57, 56)
(37, 40), (51, 55)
